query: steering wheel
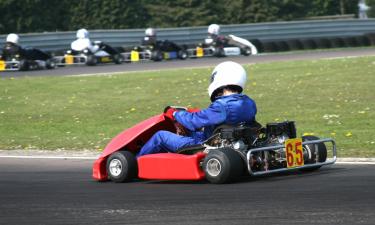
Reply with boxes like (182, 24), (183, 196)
(163, 106), (189, 136)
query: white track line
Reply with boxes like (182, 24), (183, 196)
(336, 161), (375, 165)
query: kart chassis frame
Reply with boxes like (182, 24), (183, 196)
(246, 138), (337, 176)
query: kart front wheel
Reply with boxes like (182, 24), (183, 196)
(178, 50), (188, 60)
(203, 148), (243, 184)
(106, 151), (138, 183)
(151, 51), (163, 61)
(113, 54), (123, 64)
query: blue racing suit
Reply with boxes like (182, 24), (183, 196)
(136, 94), (257, 157)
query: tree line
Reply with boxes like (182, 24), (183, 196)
(0, 0), (372, 34)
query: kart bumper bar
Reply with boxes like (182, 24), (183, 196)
(54, 55), (87, 66)
(121, 51), (152, 62)
(0, 60), (21, 71)
(246, 138), (336, 176)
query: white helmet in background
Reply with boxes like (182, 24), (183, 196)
(145, 28), (156, 36)
(208, 61), (247, 101)
(208, 24), (220, 35)
(76, 28), (89, 39)
(6, 33), (19, 44)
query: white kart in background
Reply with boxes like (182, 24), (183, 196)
(188, 34), (258, 58)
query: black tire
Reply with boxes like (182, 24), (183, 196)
(242, 47), (251, 56)
(45, 59), (56, 69)
(203, 148), (243, 184)
(19, 60), (29, 71)
(300, 135), (327, 172)
(274, 41), (290, 52)
(213, 47), (225, 57)
(286, 39), (304, 51)
(106, 151), (138, 183)
(86, 54), (97, 66)
(151, 50), (163, 61)
(178, 50), (188, 60)
(58, 57), (66, 67)
(113, 54), (123, 64)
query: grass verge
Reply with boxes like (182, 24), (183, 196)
(0, 56), (374, 157)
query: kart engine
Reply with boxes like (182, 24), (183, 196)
(204, 121), (297, 171)
(205, 124), (258, 152)
(265, 121), (296, 144)
(250, 121), (297, 171)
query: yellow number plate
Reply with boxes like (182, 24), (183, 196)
(0, 60), (5, 71)
(130, 51), (140, 62)
(163, 52), (170, 59)
(285, 138), (304, 168)
(101, 56), (111, 63)
(196, 47), (204, 57)
(64, 55), (74, 64)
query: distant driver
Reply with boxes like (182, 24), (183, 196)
(1, 33), (50, 61)
(71, 28), (119, 56)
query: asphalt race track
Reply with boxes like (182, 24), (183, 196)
(0, 158), (374, 225)
(1, 48), (375, 78)
(1, 48), (375, 224)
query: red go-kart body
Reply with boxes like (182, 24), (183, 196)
(93, 109), (337, 183)
(92, 112), (206, 182)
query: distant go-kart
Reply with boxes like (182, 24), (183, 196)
(189, 35), (258, 58)
(122, 40), (188, 63)
(54, 48), (123, 66)
(92, 107), (336, 184)
(0, 51), (55, 71)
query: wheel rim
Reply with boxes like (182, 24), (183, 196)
(206, 158), (221, 177)
(109, 159), (122, 177)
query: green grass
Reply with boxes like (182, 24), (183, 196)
(1, 56), (374, 157)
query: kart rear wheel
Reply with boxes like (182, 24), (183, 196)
(300, 135), (327, 172)
(45, 59), (56, 69)
(213, 48), (225, 57)
(19, 60), (29, 71)
(242, 47), (251, 56)
(203, 148), (243, 184)
(107, 151), (138, 183)
(86, 55), (97, 66)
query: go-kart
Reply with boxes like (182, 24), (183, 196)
(92, 107), (337, 184)
(188, 35), (258, 58)
(122, 40), (188, 62)
(0, 50), (55, 71)
(54, 48), (123, 66)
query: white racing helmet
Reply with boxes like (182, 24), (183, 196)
(208, 24), (220, 35)
(145, 28), (156, 36)
(6, 33), (19, 44)
(76, 28), (89, 39)
(208, 61), (247, 101)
